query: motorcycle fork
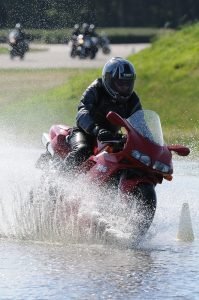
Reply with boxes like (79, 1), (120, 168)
(118, 169), (155, 204)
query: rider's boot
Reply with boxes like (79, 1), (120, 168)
(35, 151), (52, 170)
(58, 151), (79, 175)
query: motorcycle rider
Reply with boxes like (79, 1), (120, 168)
(37, 57), (142, 171)
(86, 23), (99, 58)
(88, 24), (99, 38)
(81, 23), (90, 37)
(14, 23), (26, 41)
(70, 23), (81, 56)
(61, 57), (142, 171)
(8, 23), (29, 59)
(71, 23), (80, 39)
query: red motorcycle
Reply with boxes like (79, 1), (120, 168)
(37, 110), (190, 243)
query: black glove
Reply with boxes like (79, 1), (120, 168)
(97, 129), (115, 141)
(92, 125), (100, 137)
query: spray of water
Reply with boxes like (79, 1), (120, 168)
(0, 137), (198, 248)
(11, 172), (145, 247)
(0, 137), (144, 247)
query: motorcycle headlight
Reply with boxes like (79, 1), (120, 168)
(153, 161), (170, 173)
(131, 150), (151, 166)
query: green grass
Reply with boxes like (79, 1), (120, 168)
(0, 23), (199, 151)
(0, 68), (100, 145)
(0, 47), (8, 54)
(128, 23), (199, 148)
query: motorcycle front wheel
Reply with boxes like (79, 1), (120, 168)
(122, 183), (157, 244)
(20, 54), (25, 60)
(10, 49), (15, 60)
(70, 48), (76, 58)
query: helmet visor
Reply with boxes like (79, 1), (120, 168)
(112, 78), (134, 97)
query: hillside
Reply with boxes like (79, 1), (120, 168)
(129, 23), (199, 145)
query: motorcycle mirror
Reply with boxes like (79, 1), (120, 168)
(106, 111), (125, 127)
(168, 145), (190, 156)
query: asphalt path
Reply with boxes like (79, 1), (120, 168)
(0, 43), (150, 69)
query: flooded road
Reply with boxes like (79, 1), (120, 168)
(0, 142), (198, 300)
(2, 237), (198, 300)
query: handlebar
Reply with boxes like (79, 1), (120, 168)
(100, 135), (126, 145)
(100, 140), (122, 144)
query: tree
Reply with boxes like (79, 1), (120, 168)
(1, 0), (199, 29)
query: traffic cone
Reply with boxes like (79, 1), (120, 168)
(177, 203), (194, 242)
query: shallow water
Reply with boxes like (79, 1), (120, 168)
(0, 143), (198, 300)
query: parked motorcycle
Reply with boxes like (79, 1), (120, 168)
(70, 34), (98, 59)
(36, 110), (190, 244)
(8, 29), (29, 60)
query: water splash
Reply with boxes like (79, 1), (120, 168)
(0, 139), (198, 249)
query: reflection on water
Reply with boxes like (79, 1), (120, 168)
(1, 238), (199, 299)
(0, 241), (155, 299)
(0, 141), (199, 299)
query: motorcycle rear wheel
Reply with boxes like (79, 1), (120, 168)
(70, 48), (76, 58)
(90, 50), (96, 59)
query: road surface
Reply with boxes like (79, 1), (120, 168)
(0, 43), (150, 69)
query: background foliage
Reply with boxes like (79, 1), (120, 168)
(1, 0), (199, 29)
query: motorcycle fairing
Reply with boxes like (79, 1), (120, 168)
(49, 124), (72, 158)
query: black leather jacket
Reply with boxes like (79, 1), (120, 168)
(76, 78), (142, 135)
(16, 29), (26, 41)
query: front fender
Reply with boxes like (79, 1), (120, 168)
(118, 169), (157, 194)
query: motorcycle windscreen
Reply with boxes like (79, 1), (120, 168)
(127, 109), (164, 146)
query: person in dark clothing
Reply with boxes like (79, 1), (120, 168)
(81, 23), (90, 37)
(71, 24), (80, 39)
(88, 24), (98, 38)
(14, 23), (26, 40)
(36, 57), (142, 172)
(70, 24), (81, 56)
(62, 57), (142, 170)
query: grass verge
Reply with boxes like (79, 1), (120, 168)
(0, 68), (100, 146)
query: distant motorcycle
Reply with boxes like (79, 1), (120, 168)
(99, 34), (111, 54)
(8, 30), (29, 60)
(70, 34), (98, 59)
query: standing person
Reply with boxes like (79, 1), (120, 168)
(62, 57), (142, 170)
